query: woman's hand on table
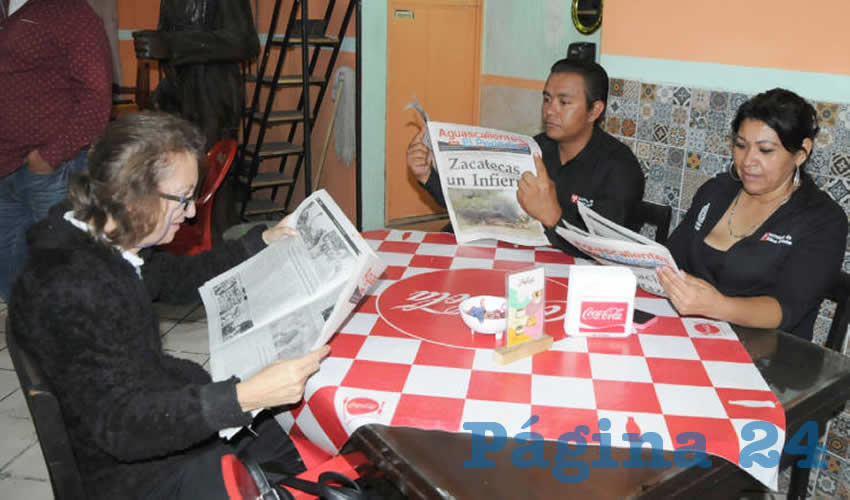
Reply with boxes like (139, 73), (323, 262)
(236, 345), (331, 412)
(657, 266), (725, 318)
(262, 214), (297, 244)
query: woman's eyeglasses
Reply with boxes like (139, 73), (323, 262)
(159, 191), (197, 211)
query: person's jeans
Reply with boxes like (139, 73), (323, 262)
(0, 150), (88, 299)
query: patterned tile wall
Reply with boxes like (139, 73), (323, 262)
(603, 78), (850, 498)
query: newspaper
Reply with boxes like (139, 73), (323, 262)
(198, 190), (385, 436)
(424, 120), (549, 246)
(555, 203), (678, 296)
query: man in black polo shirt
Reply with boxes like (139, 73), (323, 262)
(407, 58), (644, 256)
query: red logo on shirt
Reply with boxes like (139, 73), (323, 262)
(694, 323), (721, 334)
(579, 301), (627, 333)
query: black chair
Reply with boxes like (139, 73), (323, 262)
(824, 271), (850, 352)
(784, 271), (850, 499)
(635, 200), (673, 245)
(6, 318), (87, 500)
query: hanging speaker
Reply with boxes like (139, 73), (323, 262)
(566, 42), (596, 62)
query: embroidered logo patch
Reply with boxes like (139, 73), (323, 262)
(695, 203), (710, 231)
(760, 232), (793, 246)
(570, 194), (594, 208)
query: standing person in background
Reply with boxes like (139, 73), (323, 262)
(0, 0), (112, 300)
(87, 0), (123, 92)
(132, 0), (259, 149)
(133, 0), (260, 234)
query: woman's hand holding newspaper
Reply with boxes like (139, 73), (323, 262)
(235, 346), (331, 412)
(517, 154), (561, 228)
(656, 266), (724, 317)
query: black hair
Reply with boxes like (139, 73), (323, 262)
(549, 58), (609, 126)
(731, 88), (819, 165)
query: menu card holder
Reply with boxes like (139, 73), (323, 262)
(494, 267), (552, 364)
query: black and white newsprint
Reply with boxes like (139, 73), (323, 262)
(555, 203), (679, 297)
(426, 121), (549, 247)
(199, 190), (385, 437)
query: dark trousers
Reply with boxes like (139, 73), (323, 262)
(141, 412), (305, 499)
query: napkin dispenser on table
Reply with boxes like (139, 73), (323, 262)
(565, 266), (635, 337)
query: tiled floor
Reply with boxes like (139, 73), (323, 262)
(0, 298), (209, 499)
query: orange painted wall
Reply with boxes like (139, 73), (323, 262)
(603, 0), (850, 76)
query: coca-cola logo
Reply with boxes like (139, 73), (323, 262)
(694, 323), (721, 335)
(376, 269), (568, 348)
(580, 301), (627, 333)
(345, 397), (381, 415)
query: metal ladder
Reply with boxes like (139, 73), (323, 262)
(238, 0), (356, 218)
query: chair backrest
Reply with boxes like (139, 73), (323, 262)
(159, 138), (238, 256)
(6, 318), (87, 500)
(636, 200), (673, 245)
(200, 138), (238, 205)
(824, 272), (850, 352)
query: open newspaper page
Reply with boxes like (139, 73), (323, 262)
(426, 121), (549, 246)
(198, 190), (385, 436)
(555, 204), (678, 296)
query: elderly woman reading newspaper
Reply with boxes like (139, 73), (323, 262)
(8, 112), (329, 499)
(658, 89), (847, 340)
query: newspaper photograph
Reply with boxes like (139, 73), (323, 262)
(199, 190), (385, 424)
(556, 204), (678, 297)
(425, 121), (549, 247)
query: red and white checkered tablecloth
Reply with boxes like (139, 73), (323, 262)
(276, 230), (786, 489)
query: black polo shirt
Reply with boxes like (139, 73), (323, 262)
(422, 127), (645, 255)
(666, 173), (848, 340)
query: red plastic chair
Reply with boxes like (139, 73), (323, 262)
(161, 138), (238, 256)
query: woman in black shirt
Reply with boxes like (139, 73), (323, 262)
(658, 88), (847, 340)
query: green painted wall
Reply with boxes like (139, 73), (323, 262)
(482, 0), (600, 79)
(361, 1), (387, 230)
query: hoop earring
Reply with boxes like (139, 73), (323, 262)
(793, 165), (801, 188)
(728, 162), (741, 182)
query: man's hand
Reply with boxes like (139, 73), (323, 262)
(656, 266), (724, 317)
(236, 346), (331, 412)
(262, 214), (297, 244)
(407, 127), (434, 184)
(132, 30), (169, 60)
(26, 150), (54, 175)
(517, 154), (562, 228)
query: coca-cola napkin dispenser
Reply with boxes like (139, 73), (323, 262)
(565, 266), (636, 337)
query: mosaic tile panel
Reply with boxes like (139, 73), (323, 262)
(814, 452), (850, 499)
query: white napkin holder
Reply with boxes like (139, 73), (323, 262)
(565, 266), (636, 337)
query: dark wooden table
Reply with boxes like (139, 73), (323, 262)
(338, 327), (850, 499)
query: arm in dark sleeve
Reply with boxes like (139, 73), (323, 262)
(773, 204), (848, 332)
(143, 226), (267, 304)
(161, 354), (213, 385)
(40, 273), (251, 462)
(40, 6), (111, 167)
(420, 168), (447, 208)
(159, 0), (259, 65)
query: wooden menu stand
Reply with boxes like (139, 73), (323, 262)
(493, 334), (553, 365)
